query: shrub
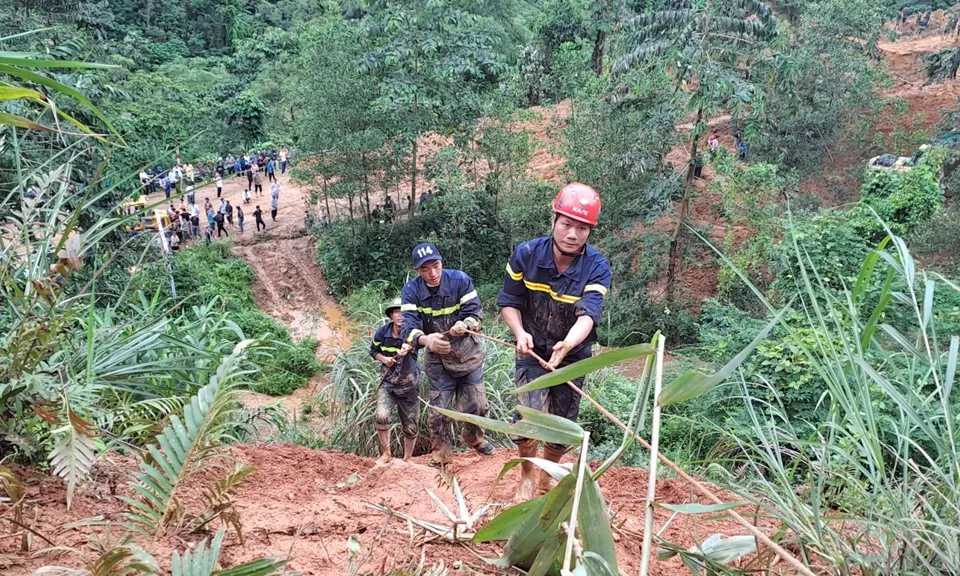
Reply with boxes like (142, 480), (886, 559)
(254, 339), (322, 396)
(770, 210), (871, 302)
(854, 149), (945, 241)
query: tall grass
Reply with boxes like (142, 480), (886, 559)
(708, 230), (960, 574)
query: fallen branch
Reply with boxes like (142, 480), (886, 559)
(367, 503), (476, 543)
(464, 329), (817, 576)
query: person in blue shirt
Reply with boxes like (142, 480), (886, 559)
(266, 159), (276, 183)
(497, 183), (612, 502)
(400, 242), (495, 467)
(370, 297), (422, 463)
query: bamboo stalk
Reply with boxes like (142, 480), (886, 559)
(561, 431), (591, 575)
(639, 335), (665, 576)
(464, 329), (817, 576)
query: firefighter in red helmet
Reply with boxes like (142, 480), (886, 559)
(497, 182), (612, 502)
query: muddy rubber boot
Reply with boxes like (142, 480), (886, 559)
(376, 429), (392, 465)
(536, 444), (567, 496)
(514, 440), (539, 503)
(403, 436), (416, 460)
(429, 442), (453, 468)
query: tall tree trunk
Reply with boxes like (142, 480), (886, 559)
(667, 107), (703, 295)
(410, 137), (418, 219)
(592, 29), (606, 76)
(323, 175), (331, 223)
(362, 153), (372, 224)
(410, 95), (419, 218)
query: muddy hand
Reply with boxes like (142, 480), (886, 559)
(547, 339), (572, 369)
(449, 320), (469, 337)
(425, 333), (452, 355)
(514, 331), (534, 356)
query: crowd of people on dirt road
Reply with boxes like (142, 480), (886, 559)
(137, 147), (293, 251)
(369, 182), (611, 504)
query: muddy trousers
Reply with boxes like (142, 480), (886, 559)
(375, 385), (420, 439)
(511, 359), (585, 451)
(426, 363), (488, 458)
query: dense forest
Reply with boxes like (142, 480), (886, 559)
(2, 0), (960, 574)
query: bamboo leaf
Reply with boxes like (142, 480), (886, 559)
(659, 306), (787, 406)
(697, 533), (757, 564)
(511, 344), (655, 394)
(0, 111), (54, 131)
(0, 56), (117, 70)
(527, 532), (564, 576)
(658, 502), (744, 514)
(473, 495), (547, 543)
(0, 85), (45, 101)
(431, 405), (583, 446)
(579, 474), (618, 575)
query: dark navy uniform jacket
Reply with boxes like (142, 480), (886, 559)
(370, 322), (420, 390)
(497, 236), (612, 362)
(400, 269), (484, 377)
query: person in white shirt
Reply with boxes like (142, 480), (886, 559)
(216, 175), (223, 198)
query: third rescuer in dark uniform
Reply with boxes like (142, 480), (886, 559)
(370, 297), (421, 463)
(401, 242), (496, 467)
(497, 183), (612, 502)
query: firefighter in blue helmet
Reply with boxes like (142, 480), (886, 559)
(370, 297), (421, 464)
(497, 183), (612, 502)
(400, 242), (495, 467)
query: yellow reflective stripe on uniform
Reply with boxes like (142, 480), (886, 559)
(583, 284), (608, 295)
(417, 304), (461, 316)
(381, 346), (401, 353)
(400, 303), (418, 312)
(459, 290), (478, 304)
(522, 279), (581, 304)
(407, 329), (424, 343)
(373, 341), (382, 346)
(506, 262), (523, 281)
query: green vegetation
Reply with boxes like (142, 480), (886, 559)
(2, 0), (960, 574)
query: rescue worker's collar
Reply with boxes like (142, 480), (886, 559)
(551, 237), (585, 259)
(537, 236), (588, 279)
(415, 269), (449, 299)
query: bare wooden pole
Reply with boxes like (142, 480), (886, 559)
(639, 335), (665, 576)
(464, 329), (817, 576)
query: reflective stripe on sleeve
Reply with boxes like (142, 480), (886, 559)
(381, 346), (401, 353)
(583, 284), (608, 295)
(407, 329), (424, 343)
(400, 303), (418, 312)
(459, 290), (478, 304)
(506, 263), (522, 281)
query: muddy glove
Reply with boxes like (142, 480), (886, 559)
(423, 333), (452, 355)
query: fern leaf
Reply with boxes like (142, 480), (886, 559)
(48, 411), (98, 510)
(123, 343), (253, 538)
(190, 465), (256, 542)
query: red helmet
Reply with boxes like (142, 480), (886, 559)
(553, 182), (601, 226)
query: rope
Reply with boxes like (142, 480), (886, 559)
(461, 328), (818, 576)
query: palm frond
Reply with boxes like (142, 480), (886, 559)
(172, 529), (287, 576)
(0, 466), (27, 552)
(121, 341), (256, 538)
